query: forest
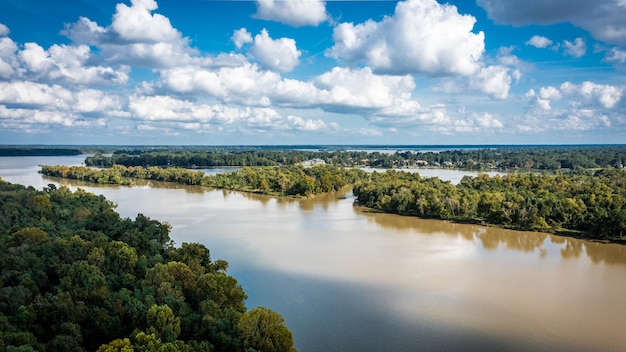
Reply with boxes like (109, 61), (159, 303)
(0, 148), (82, 157)
(84, 145), (626, 171)
(0, 180), (296, 351)
(40, 164), (370, 197)
(353, 168), (626, 241)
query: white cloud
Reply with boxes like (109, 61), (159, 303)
(527, 85), (562, 110)
(232, 28), (253, 49)
(0, 81), (125, 133)
(526, 35), (553, 48)
(62, 17), (106, 45)
(0, 81), (124, 114)
(327, 0), (485, 76)
(560, 81), (623, 108)
(0, 37), (18, 79)
(254, 0), (328, 27)
(285, 115), (331, 132)
(157, 64), (424, 117)
(129, 95), (242, 123)
(477, 0), (626, 45)
(538, 86), (562, 100)
(469, 65), (512, 100)
(521, 81), (624, 133)
(605, 47), (626, 64)
(312, 67), (417, 111)
(470, 112), (504, 129)
(563, 38), (586, 58)
(249, 29), (301, 73)
(128, 95), (336, 134)
(75, 89), (123, 113)
(0, 23), (9, 37)
(62, 0), (195, 68)
(15, 42), (129, 85)
(111, 0), (181, 43)
(0, 81), (73, 108)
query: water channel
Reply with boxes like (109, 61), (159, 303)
(1, 155), (625, 351)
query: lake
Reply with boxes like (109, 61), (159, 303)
(1, 155), (625, 352)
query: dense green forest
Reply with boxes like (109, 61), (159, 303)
(40, 165), (370, 197)
(84, 145), (626, 170)
(0, 180), (296, 351)
(0, 148), (81, 156)
(353, 169), (626, 241)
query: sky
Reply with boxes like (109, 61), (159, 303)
(0, 0), (625, 145)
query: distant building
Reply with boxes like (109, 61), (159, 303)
(301, 158), (326, 166)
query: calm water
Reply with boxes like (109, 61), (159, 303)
(2, 155), (626, 352)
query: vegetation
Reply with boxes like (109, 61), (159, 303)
(0, 179), (296, 351)
(40, 164), (370, 197)
(37, 144), (626, 241)
(353, 169), (626, 241)
(84, 145), (626, 171)
(0, 147), (81, 156)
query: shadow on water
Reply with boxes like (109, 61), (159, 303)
(238, 267), (593, 352)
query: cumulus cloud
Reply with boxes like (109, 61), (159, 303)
(560, 81), (623, 108)
(0, 81), (124, 132)
(563, 38), (586, 58)
(111, 0), (181, 43)
(312, 67), (417, 111)
(0, 36), (18, 79)
(0, 81), (122, 111)
(327, 0), (485, 76)
(63, 0), (195, 68)
(128, 95), (335, 133)
(526, 35), (553, 48)
(254, 0), (328, 27)
(522, 81), (624, 133)
(477, 0), (626, 45)
(249, 29), (301, 72)
(156, 64), (423, 116)
(232, 28), (253, 49)
(469, 112), (504, 129)
(469, 65), (512, 100)
(435, 58), (518, 100)
(14, 42), (129, 85)
(525, 86), (562, 111)
(0, 23), (9, 37)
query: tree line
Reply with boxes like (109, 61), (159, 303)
(0, 148), (82, 156)
(0, 179), (296, 351)
(39, 163), (626, 241)
(84, 145), (626, 171)
(39, 164), (370, 197)
(353, 169), (626, 241)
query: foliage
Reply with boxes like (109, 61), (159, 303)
(0, 148), (81, 156)
(237, 307), (296, 352)
(353, 169), (626, 240)
(0, 180), (296, 351)
(83, 145), (626, 171)
(40, 164), (370, 197)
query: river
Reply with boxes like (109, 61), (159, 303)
(1, 155), (625, 352)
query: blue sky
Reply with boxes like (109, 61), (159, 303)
(0, 0), (625, 145)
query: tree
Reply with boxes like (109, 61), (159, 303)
(146, 305), (181, 343)
(237, 307), (296, 352)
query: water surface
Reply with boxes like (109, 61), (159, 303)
(1, 155), (625, 352)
